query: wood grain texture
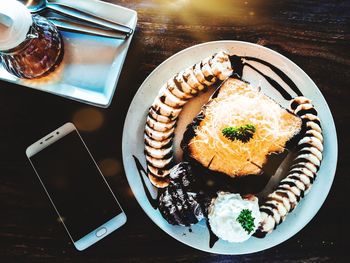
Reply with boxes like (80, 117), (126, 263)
(0, 0), (349, 262)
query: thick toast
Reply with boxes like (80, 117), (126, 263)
(181, 78), (302, 178)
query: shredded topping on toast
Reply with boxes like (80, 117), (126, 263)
(188, 79), (302, 176)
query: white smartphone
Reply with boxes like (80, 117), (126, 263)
(26, 123), (126, 251)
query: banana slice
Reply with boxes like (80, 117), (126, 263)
(174, 73), (198, 95)
(265, 199), (287, 220)
(158, 85), (188, 108)
(144, 134), (172, 149)
(277, 181), (302, 200)
(183, 67), (205, 91)
(149, 107), (174, 124)
(284, 177), (306, 192)
(294, 103), (318, 116)
(268, 192), (291, 212)
(210, 51), (233, 80)
(257, 211), (275, 235)
(167, 80), (193, 100)
(145, 154), (173, 169)
(145, 145), (172, 159)
(275, 189), (298, 210)
(148, 173), (170, 188)
(305, 129), (323, 142)
(294, 153), (321, 168)
(290, 96), (312, 110)
(298, 136), (323, 152)
(288, 173), (311, 190)
(301, 114), (321, 126)
(289, 167), (315, 182)
(290, 161), (318, 175)
(146, 115), (175, 132)
(151, 97), (182, 119)
(298, 146), (323, 161)
(147, 164), (170, 178)
(306, 121), (322, 133)
(260, 205), (281, 225)
(145, 124), (174, 141)
(193, 62), (212, 86)
(201, 57), (217, 84)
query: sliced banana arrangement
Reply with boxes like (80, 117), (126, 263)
(256, 96), (323, 237)
(144, 51), (233, 188)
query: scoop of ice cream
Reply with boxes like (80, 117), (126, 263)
(158, 162), (204, 226)
(208, 192), (260, 243)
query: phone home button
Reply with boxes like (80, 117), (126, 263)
(96, 227), (107, 237)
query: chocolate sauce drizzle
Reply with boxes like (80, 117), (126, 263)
(242, 56), (303, 97)
(229, 55), (303, 100)
(133, 54), (303, 249)
(132, 155), (159, 209)
(206, 219), (219, 248)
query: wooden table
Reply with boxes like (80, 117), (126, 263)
(0, 0), (349, 262)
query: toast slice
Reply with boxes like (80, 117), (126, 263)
(181, 78), (302, 178)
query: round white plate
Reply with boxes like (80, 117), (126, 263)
(122, 41), (337, 254)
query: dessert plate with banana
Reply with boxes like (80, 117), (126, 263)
(122, 41), (337, 254)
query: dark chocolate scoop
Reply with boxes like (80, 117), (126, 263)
(158, 162), (205, 226)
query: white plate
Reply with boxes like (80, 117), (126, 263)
(0, 0), (137, 108)
(122, 41), (337, 254)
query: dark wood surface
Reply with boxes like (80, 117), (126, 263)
(1, 0), (349, 262)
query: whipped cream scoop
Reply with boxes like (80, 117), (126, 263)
(0, 0), (33, 51)
(208, 192), (261, 243)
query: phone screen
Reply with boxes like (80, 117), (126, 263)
(29, 130), (122, 242)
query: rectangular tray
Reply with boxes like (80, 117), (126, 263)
(0, 0), (137, 108)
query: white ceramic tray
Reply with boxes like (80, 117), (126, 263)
(0, 0), (137, 108)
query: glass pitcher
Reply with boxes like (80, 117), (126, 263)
(0, 1), (63, 79)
